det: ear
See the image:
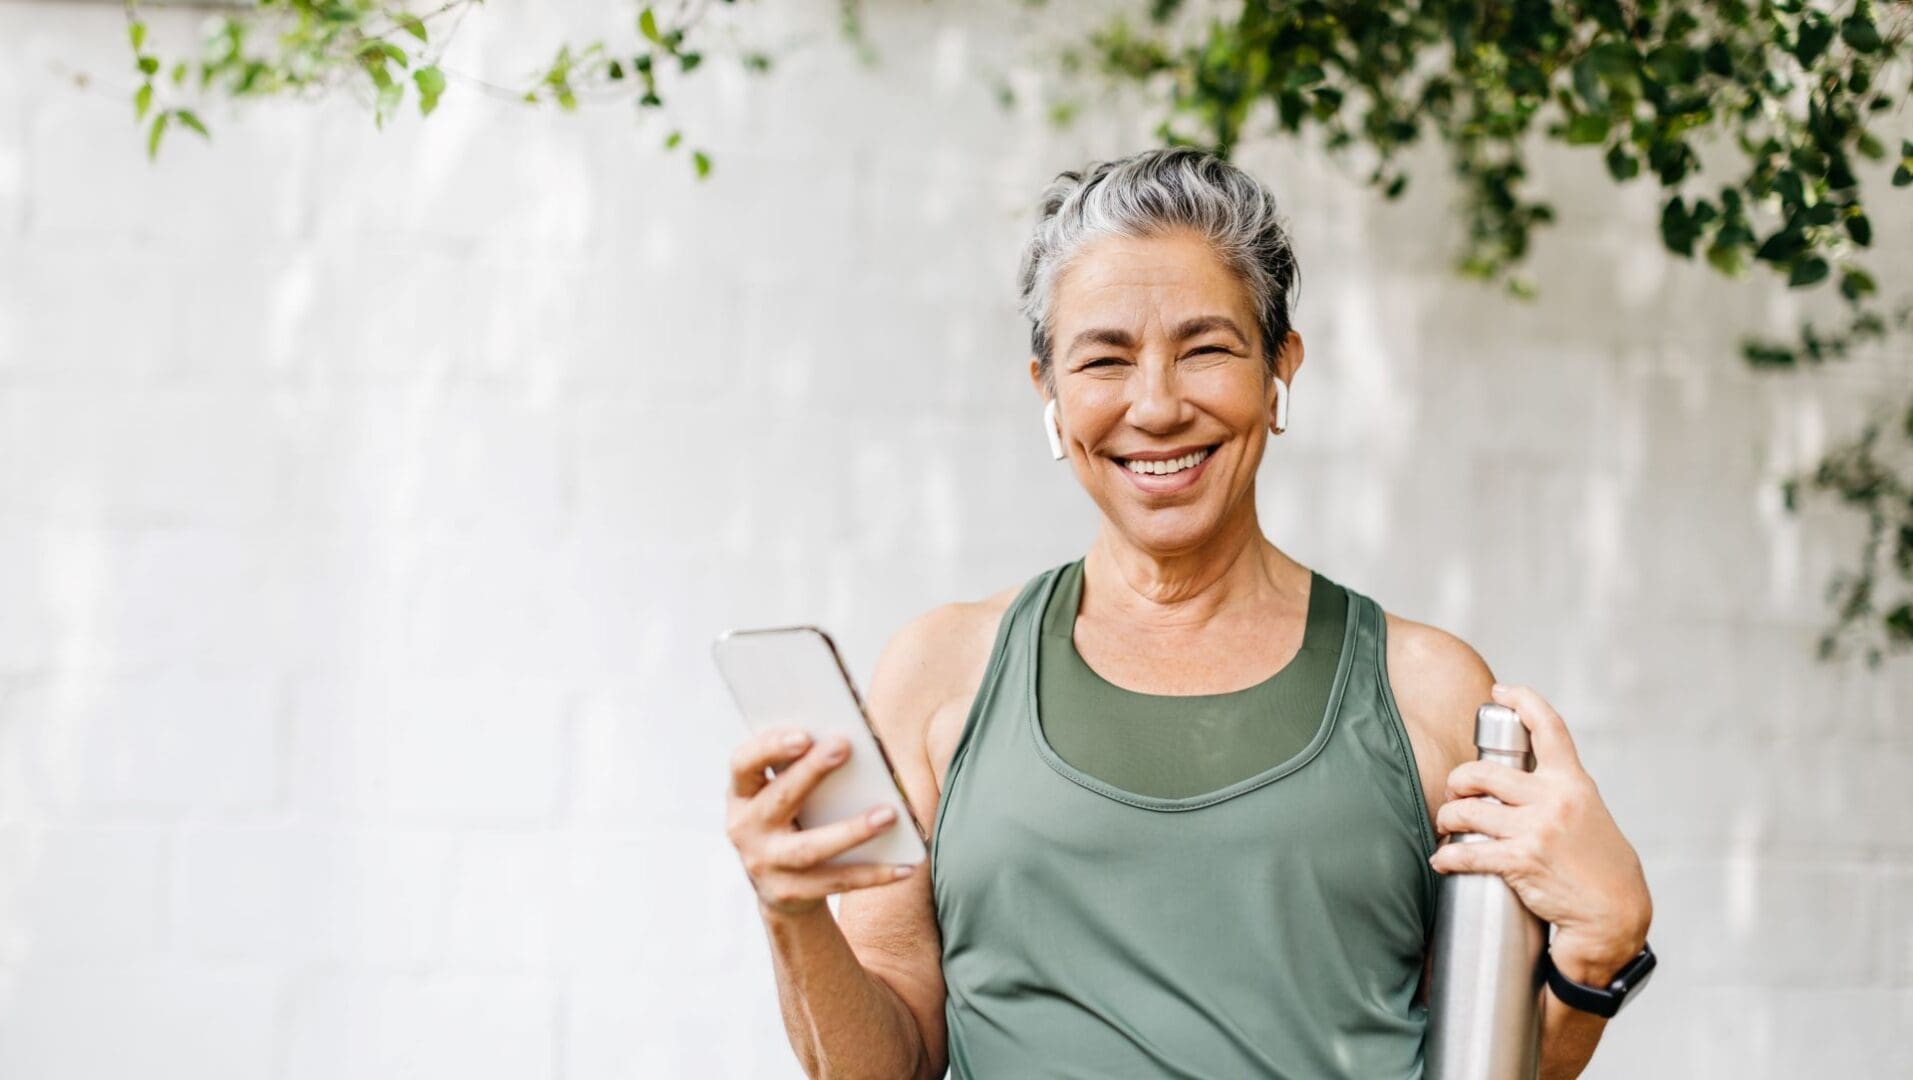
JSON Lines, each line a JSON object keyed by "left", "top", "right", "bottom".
{"left": 1028, "top": 355, "right": 1046, "bottom": 401}
{"left": 1268, "top": 330, "right": 1302, "bottom": 434}
{"left": 1273, "top": 329, "right": 1303, "bottom": 389}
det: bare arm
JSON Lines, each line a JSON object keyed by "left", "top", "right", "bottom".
{"left": 1389, "top": 616, "right": 1652, "bottom": 1080}
{"left": 756, "top": 901, "right": 937, "bottom": 1080}
{"left": 728, "top": 600, "right": 1001, "bottom": 1079}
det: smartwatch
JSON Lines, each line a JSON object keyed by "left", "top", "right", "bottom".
{"left": 1540, "top": 941, "right": 1656, "bottom": 1018}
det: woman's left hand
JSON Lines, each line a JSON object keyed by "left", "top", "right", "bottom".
{"left": 1429, "top": 682, "right": 1653, "bottom": 983}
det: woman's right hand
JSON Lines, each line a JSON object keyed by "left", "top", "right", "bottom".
{"left": 725, "top": 728, "right": 914, "bottom": 917}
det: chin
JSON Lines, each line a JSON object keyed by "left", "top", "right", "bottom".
{"left": 1107, "top": 504, "right": 1226, "bottom": 555}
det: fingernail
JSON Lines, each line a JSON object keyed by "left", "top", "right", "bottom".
{"left": 892, "top": 864, "right": 915, "bottom": 878}
{"left": 784, "top": 732, "right": 810, "bottom": 752}
{"left": 825, "top": 738, "right": 850, "bottom": 762}
{"left": 868, "top": 805, "right": 896, "bottom": 826}
{"left": 1491, "top": 683, "right": 1509, "bottom": 694}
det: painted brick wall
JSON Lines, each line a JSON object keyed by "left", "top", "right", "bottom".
{"left": 1, "top": 1, "right": 1909, "bottom": 1077}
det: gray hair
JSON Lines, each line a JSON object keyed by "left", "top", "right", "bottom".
{"left": 1015, "top": 146, "right": 1301, "bottom": 389}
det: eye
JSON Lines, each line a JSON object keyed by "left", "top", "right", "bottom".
{"left": 1083, "top": 357, "right": 1123, "bottom": 368}
{"left": 1189, "top": 344, "right": 1232, "bottom": 356}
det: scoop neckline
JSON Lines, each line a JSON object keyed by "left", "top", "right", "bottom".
{"left": 1025, "top": 562, "right": 1361, "bottom": 813}
{"left": 1047, "top": 558, "right": 1330, "bottom": 701}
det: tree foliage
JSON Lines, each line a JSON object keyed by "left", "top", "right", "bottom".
{"left": 120, "top": 0, "right": 794, "bottom": 173}
{"left": 1048, "top": 0, "right": 1913, "bottom": 664}
{"left": 114, "top": 0, "right": 1913, "bottom": 662}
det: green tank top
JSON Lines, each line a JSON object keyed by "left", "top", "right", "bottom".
{"left": 1037, "top": 557, "right": 1347, "bottom": 799}
{"left": 931, "top": 559, "right": 1439, "bottom": 1078}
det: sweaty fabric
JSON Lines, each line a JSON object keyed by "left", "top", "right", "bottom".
{"left": 931, "top": 560, "right": 1439, "bottom": 1079}
{"left": 1037, "top": 557, "right": 1347, "bottom": 800}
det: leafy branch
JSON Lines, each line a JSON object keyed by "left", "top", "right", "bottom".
{"left": 1050, "top": 0, "right": 1913, "bottom": 661}
{"left": 119, "top": 0, "right": 793, "bottom": 175}
{"left": 107, "top": 0, "right": 1913, "bottom": 658}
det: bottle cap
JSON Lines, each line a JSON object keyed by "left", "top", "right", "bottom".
{"left": 1474, "top": 703, "right": 1530, "bottom": 755}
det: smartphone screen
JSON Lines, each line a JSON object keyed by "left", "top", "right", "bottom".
{"left": 712, "top": 626, "right": 928, "bottom": 867}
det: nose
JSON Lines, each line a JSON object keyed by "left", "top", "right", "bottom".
{"left": 1126, "top": 359, "right": 1185, "bottom": 433}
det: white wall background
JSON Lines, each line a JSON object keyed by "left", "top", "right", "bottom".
{"left": 1, "top": 0, "right": 1910, "bottom": 1076}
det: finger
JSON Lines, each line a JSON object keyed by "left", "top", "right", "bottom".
{"left": 729, "top": 728, "right": 815, "bottom": 799}
{"left": 755, "top": 734, "right": 853, "bottom": 825}
{"left": 1433, "top": 794, "right": 1525, "bottom": 840}
{"left": 1446, "top": 758, "right": 1545, "bottom": 806}
{"left": 762, "top": 860, "right": 917, "bottom": 909}
{"left": 1429, "top": 836, "right": 1525, "bottom": 877}
{"left": 765, "top": 803, "right": 901, "bottom": 869}
{"left": 1491, "top": 683, "right": 1582, "bottom": 772}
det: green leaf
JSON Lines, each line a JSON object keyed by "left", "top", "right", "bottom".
{"left": 1702, "top": 41, "right": 1732, "bottom": 77}
{"left": 1284, "top": 63, "right": 1325, "bottom": 89}
{"left": 361, "top": 40, "right": 409, "bottom": 68}
{"left": 1571, "top": 55, "right": 1606, "bottom": 111}
{"left": 663, "top": 129, "right": 682, "bottom": 149}
{"left": 397, "top": 14, "right": 428, "bottom": 43}
{"left": 1604, "top": 143, "right": 1639, "bottom": 181}
{"left": 1845, "top": 213, "right": 1872, "bottom": 247}
{"left": 137, "top": 55, "right": 159, "bottom": 76}
{"left": 134, "top": 82, "right": 153, "bottom": 121}
{"left": 1837, "top": 268, "right": 1876, "bottom": 301}
{"left": 639, "top": 8, "right": 662, "bottom": 45}
{"left": 692, "top": 149, "right": 711, "bottom": 178}
{"left": 1705, "top": 242, "right": 1745, "bottom": 276}
{"left": 1565, "top": 113, "right": 1609, "bottom": 145}
{"left": 170, "top": 60, "right": 188, "bottom": 87}
{"left": 1894, "top": 164, "right": 1913, "bottom": 188}
{"left": 1774, "top": 168, "right": 1804, "bottom": 206}
{"left": 1794, "top": 17, "right": 1834, "bottom": 66}
{"left": 1659, "top": 197, "right": 1700, "bottom": 256}
{"left": 375, "top": 79, "right": 403, "bottom": 126}
{"left": 414, "top": 65, "right": 446, "bottom": 116}
{"left": 146, "top": 110, "right": 170, "bottom": 160}
{"left": 678, "top": 51, "right": 702, "bottom": 74}
{"left": 1839, "top": 15, "right": 1882, "bottom": 53}
{"left": 128, "top": 20, "right": 147, "bottom": 52}
{"left": 1885, "top": 602, "right": 1913, "bottom": 643}
{"left": 1755, "top": 228, "right": 1807, "bottom": 263}
{"left": 1787, "top": 257, "right": 1829, "bottom": 288}
{"left": 174, "top": 109, "right": 208, "bottom": 139}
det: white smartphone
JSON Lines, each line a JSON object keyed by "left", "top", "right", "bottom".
{"left": 712, "top": 625, "right": 928, "bottom": 867}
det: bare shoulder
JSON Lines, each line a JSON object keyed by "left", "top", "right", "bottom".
{"left": 1377, "top": 604, "right": 1501, "bottom": 819}
{"left": 863, "top": 581, "right": 1023, "bottom": 835}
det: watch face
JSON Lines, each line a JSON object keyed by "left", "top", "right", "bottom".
{"left": 1613, "top": 948, "right": 1656, "bottom": 1012}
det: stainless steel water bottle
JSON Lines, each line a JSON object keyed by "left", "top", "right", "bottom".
{"left": 1424, "top": 702, "right": 1547, "bottom": 1080}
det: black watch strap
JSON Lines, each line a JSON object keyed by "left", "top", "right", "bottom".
{"left": 1541, "top": 941, "right": 1656, "bottom": 1018}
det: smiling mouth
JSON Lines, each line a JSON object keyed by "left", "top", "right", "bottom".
{"left": 1115, "top": 443, "right": 1220, "bottom": 476}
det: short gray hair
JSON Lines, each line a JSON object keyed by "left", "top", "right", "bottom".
{"left": 1015, "top": 146, "right": 1301, "bottom": 388}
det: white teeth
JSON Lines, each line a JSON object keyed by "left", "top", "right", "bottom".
{"left": 1123, "top": 447, "right": 1211, "bottom": 476}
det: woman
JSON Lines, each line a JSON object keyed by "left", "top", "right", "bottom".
{"left": 724, "top": 147, "right": 1653, "bottom": 1078}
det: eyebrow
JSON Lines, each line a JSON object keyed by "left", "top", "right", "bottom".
{"left": 1065, "top": 315, "right": 1248, "bottom": 357}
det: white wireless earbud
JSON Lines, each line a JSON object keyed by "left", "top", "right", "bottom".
{"left": 1271, "top": 375, "right": 1289, "bottom": 433}
{"left": 1043, "top": 398, "right": 1066, "bottom": 460}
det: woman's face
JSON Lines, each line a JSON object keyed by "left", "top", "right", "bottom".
{"left": 1031, "top": 228, "right": 1300, "bottom": 555}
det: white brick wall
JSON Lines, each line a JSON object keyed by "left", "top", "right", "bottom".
{"left": 1, "top": 0, "right": 1909, "bottom": 1077}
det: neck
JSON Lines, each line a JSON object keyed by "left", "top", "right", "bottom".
{"left": 1082, "top": 492, "right": 1306, "bottom": 631}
